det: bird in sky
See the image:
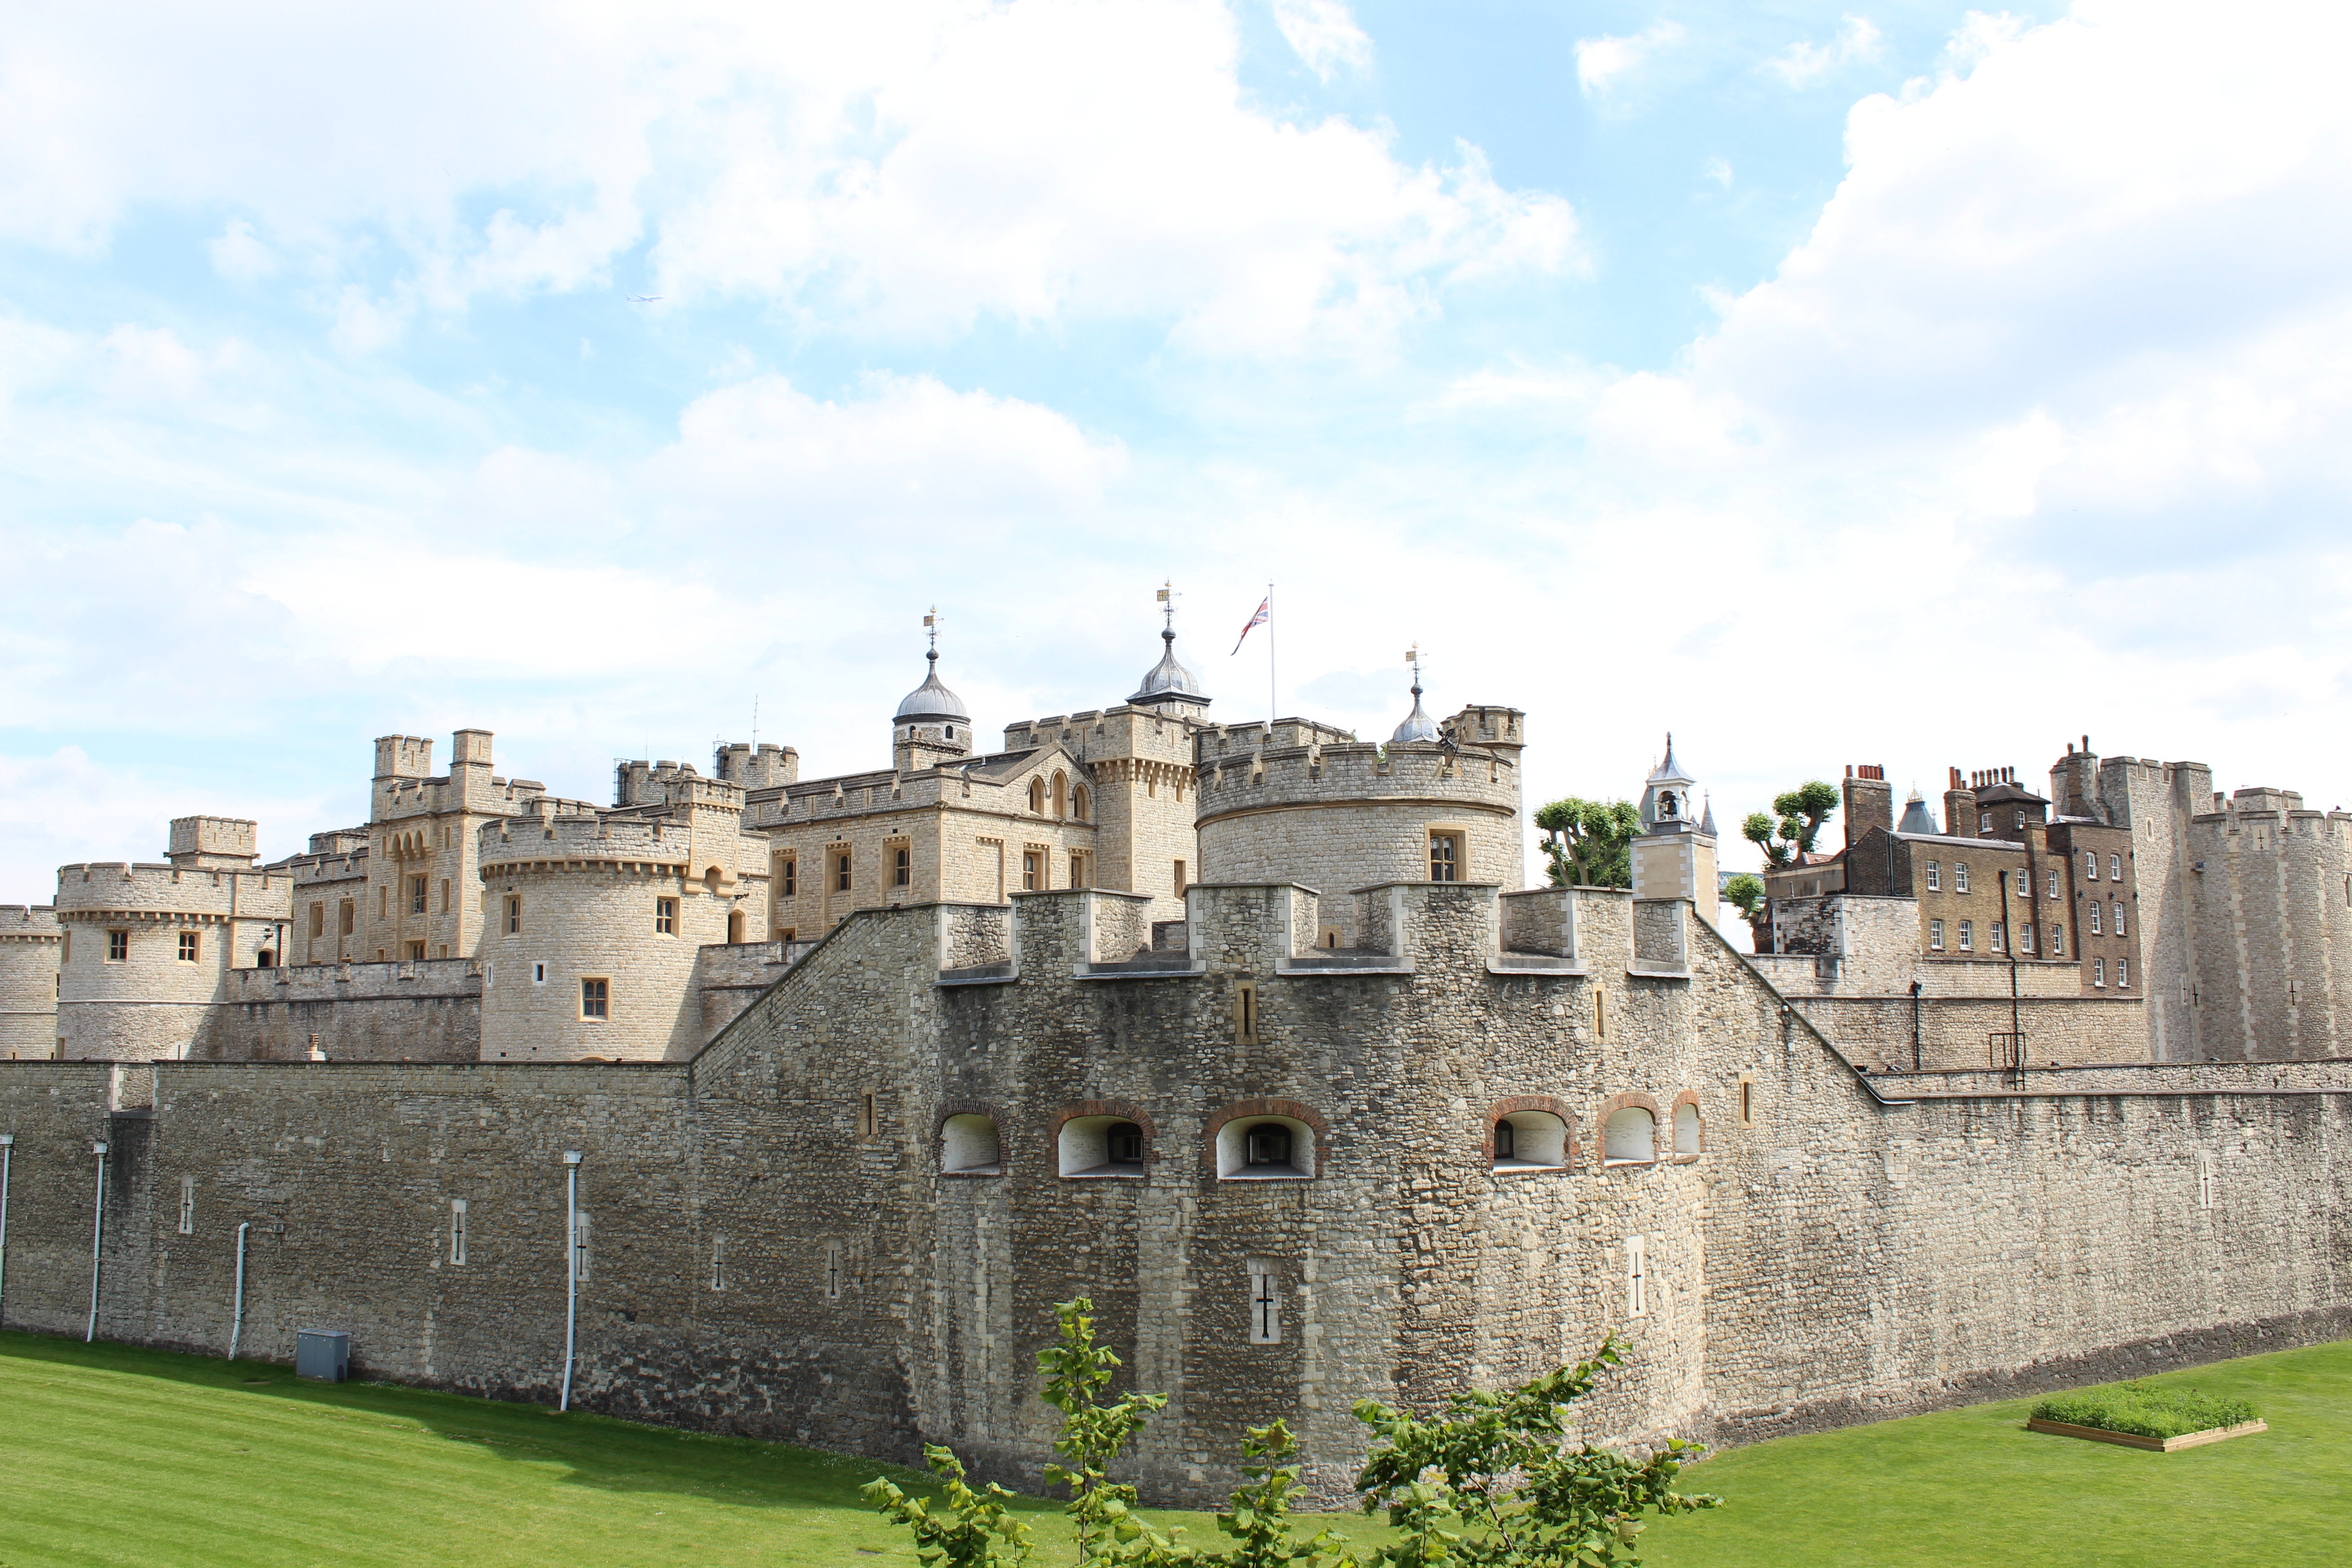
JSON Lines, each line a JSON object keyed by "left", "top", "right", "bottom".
{"left": 627, "top": 294, "right": 662, "bottom": 303}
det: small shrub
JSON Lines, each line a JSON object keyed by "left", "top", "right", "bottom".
{"left": 2030, "top": 1382, "right": 2259, "bottom": 1441}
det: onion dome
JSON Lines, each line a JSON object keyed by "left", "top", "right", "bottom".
{"left": 1131, "top": 627, "right": 1209, "bottom": 709}
{"left": 1392, "top": 673, "right": 1439, "bottom": 743}
{"left": 895, "top": 649, "right": 969, "bottom": 723}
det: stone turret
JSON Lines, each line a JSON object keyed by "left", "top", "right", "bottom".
{"left": 893, "top": 632, "right": 974, "bottom": 774}
{"left": 0, "top": 903, "right": 60, "bottom": 1059}
{"left": 1631, "top": 734, "right": 1716, "bottom": 906}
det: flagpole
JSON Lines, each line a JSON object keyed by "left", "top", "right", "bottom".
{"left": 1267, "top": 581, "right": 1275, "bottom": 730}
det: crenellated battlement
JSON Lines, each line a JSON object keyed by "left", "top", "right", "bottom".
{"left": 0, "top": 904, "right": 60, "bottom": 936}
{"left": 168, "top": 816, "right": 258, "bottom": 867}
{"left": 54, "top": 862, "right": 291, "bottom": 917}
{"left": 479, "top": 815, "right": 707, "bottom": 869}
{"left": 1194, "top": 738, "right": 1519, "bottom": 823}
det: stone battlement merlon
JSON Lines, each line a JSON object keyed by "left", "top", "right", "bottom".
{"left": 478, "top": 814, "right": 713, "bottom": 869}
{"left": 1193, "top": 740, "right": 1519, "bottom": 821}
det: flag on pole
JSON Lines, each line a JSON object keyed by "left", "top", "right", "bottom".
{"left": 1231, "top": 596, "right": 1269, "bottom": 655}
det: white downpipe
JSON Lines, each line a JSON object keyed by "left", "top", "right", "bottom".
{"left": 560, "top": 1150, "right": 582, "bottom": 1412}
{"left": 0, "top": 1134, "right": 14, "bottom": 1328}
{"left": 229, "top": 1222, "right": 251, "bottom": 1361}
{"left": 86, "top": 1141, "right": 109, "bottom": 1343}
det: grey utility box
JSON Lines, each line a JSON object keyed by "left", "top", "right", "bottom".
{"left": 295, "top": 1329, "right": 350, "bottom": 1382}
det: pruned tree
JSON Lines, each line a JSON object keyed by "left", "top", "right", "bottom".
{"left": 1741, "top": 781, "right": 1838, "bottom": 867}
{"left": 1721, "top": 872, "right": 1769, "bottom": 952}
{"left": 1533, "top": 798, "right": 1641, "bottom": 889}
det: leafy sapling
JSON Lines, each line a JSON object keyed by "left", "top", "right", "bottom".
{"left": 862, "top": 1444, "right": 1035, "bottom": 1568}
{"left": 1039, "top": 1297, "right": 1184, "bottom": 1564}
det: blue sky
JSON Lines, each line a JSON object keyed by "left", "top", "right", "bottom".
{"left": 4, "top": 0, "right": 2348, "bottom": 900}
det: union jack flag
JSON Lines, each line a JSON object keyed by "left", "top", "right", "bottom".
{"left": 1231, "top": 597, "right": 1269, "bottom": 655}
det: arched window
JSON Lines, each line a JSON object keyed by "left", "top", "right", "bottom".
{"left": 727, "top": 910, "right": 745, "bottom": 944}
{"left": 941, "top": 1114, "right": 1002, "bottom": 1174}
{"left": 1673, "top": 1101, "right": 1701, "bottom": 1158}
{"left": 1604, "top": 1106, "right": 1656, "bottom": 1165}
{"left": 1030, "top": 779, "right": 1046, "bottom": 813}
{"left": 1073, "top": 784, "right": 1091, "bottom": 821}
{"left": 1059, "top": 1113, "right": 1148, "bottom": 1178}
{"left": 1053, "top": 772, "right": 1068, "bottom": 818}
{"left": 1215, "top": 1115, "right": 1315, "bottom": 1180}
{"left": 1491, "top": 1110, "right": 1569, "bottom": 1171}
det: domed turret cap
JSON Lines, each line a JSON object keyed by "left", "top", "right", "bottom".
{"left": 1132, "top": 629, "right": 1208, "bottom": 706}
{"left": 1392, "top": 679, "right": 1439, "bottom": 743}
{"left": 896, "top": 649, "right": 970, "bottom": 722}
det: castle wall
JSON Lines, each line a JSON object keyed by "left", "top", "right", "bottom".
{"left": 0, "top": 904, "right": 60, "bottom": 1059}
{"left": 2177, "top": 799, "right": 2352, "bottom": 1062}
{"left": 10, "top": 880, "right": 2351, "bottom": 1509}
{"left": 186, "top": 959, "right": 483, "bottom": 1062}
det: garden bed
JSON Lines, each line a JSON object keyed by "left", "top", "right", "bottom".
{"left": 2027, "top": 1382, "right": 2265, "bottom": 1452}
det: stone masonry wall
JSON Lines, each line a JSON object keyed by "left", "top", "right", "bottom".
{"left": 187, "top": 959, "right": 483, "bottom": 1062}
{"left": 1, "top": 904, "right": 60, "bottom": 1058}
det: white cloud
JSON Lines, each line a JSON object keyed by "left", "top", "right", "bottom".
{"left": 1702, "top": 157, "right": 1733, "bottom": 188}
{"left": 1767, "top": 15, "right": 1885, "bottom": 88}
{"left": 1269, "top": 0, "right": 1373, "bottom": 81}
{"left": 0, "top": 2, "right": 1566, "bottom": 358}
{"left": 1574, "top": 20, "right": 1686, "bottom": 96}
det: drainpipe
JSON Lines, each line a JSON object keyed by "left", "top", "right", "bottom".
{"left": 560, "top": 1150, "right": 582, "bottom": 1412}
{"left": 229, "top": 1221, "right": 251, "bottom": 1361}
{"left": 0, "top": 1134, "right": 13, "bottom": 1328}
{"left": 86, "top": 1141, "right": 109, "bottom": 1343}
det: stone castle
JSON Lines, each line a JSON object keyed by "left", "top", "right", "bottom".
{"left": 1, "top": 606, "right": 2347, "bottom": 1508}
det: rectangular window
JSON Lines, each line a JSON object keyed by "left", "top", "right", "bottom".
{"left": 826, "top": 1240, "right": 842, "bottom": 1300}
{"left": 1626, "top": 1234, "right": 1646, "bottom": 1317}
{"left": 1068, "top": 850, "right": 1085, "bottom": 889}
{"left": 896, "top": 846, "right": 912, "bottom": 887}
{"left": 1174, "top": 859, "right": 1187, "bottom": 895}
{"left": 1595, "top": 984, "right": 1608, "bottom": 1040}
{"left": 655, "top": 897, "right": 677, "bottom": 936}
{"left": 379, "top": 886, "right": 388, "bottom": 919}
{"left": 61, "top": 931, "right": 69, "bottom": 964}
{"left": 710, "top": 1235, "right": 725, "bottom": 1292}
{"left": 1954, "top": 863, "right": 1970, "bottom": 893}
{"left": 2050, "top": 924, "right": 2064, "bottom": 956}
{"left": 411, "top": 875, "right": 428, "bottom": 914}
{"left": 309, "top": 903, "right": 325, "bottom": 938}
{"left": 108, "top": 929, "right": 128, "bottom": 962}
{"left": 2113, "top": 901, "right": 2127, "bottom": 936}
{"left": 2198, "top": 1156, "right": 2214, "bottom": 1210}
{"left": 2117, "top": 956, "right": 2130, "bottom": 988}
{"left": 407, "top": 941, "right": 426, "bottom": 962}
{"left": 2089, "top": 902, "right": 2102, "bottom": 935}
{"left": 1958, "top": 920, "right": 1973, "bottom": 951}
{"left": 450, "top": 1199, "right": 468, "bottom": 1265}
{"left": 1924, "top": 861, "right": 1940, "bottom": 891}
{"left": 2020, "top": 923, "right": 2035, "bottom": 954}
{"left": 859, "top": 1091, "right": 877, "bottom": 1138}
{"left": 1429, "top": 832, "right": 1461, "bottom": 882}
{"left": 2084, "top": 851, "right": 2098, "bottom": 881}
{"left": 1978, "top": 810, "right": 1991, "bottom": 835}
{"left": 1738, "top": 1073, "right": 1754, "bottom": 1127}
{"left": 1989, "top": 922, "right": 2004, "bottom": 953}
{"left": 178, "top": 1176, "right": 195, "bottom": 1235}
{"left": 2015, "top": 869, "right": 2029, "bottom": 897}
{"left": 835, "top": 853, "right": 852, "bottom": 893}
{"left": 1930, "top": 919, "right": 1944, "bottom": 951}
{"left": 571, "top": 1211, "right": 591, "bottom": 1284}
{"left": 1247, "top": 1258, "right": 1281, "bottom": 1344}
{"left": 532, "top": 961, "right": 547, "bottom": 984}
{"left": 780, "top": 856, "right": 797, "bottom": 897}
{"left": 177, "top": 931, "right": 199, "bottom": 963}
{"left": 2110, "top": 853, "right": 2122, "bottom": 881}
{"left": 1235, "top": 981, "right": 1260, "bottom": 1044}
{"left": 340, "top": 900, "right": 355, "bottom": 936}
{"left": 1023, "top": 852, "right": 1040, "bottom": 891}
{"left": 506, "top": 895, "right": 522, "bottom": 935}
{"left": 581, "top": 977, "right": 609, "bottom": 1019}
{"left": 2094, "top": 957, "right": 2106, "bottom": 987}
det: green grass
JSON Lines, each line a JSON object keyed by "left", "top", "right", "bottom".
{"left": 4, "top": 1331, "right": 2347, "bottom": 1567}
{"left": 2029, "top": 1381, "right": 2260, "bottom": 1440}
{"left": 1642, "top": 1341, "right": 2352, "bottom": 1568}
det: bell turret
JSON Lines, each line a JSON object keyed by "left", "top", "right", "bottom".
{"left": 893, "top": 611, "right": 973, "bottom": 772}
{"left": 1632, "top": 733, "right": 1717, "bottom": 906}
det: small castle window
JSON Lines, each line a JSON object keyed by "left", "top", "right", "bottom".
{"left": 450, "top": 1199, "right": 467, "bottom": 1265}
{"left": 1930, "top": 919, "right": 1944, "bottom": 951}
{"left": 835, "top": 853, "right": 852, "bottom": 892}
{"left": 1053, "top": 773, "right": 1068, "bottom": 818}
{"left": 780, "top": 856, "right": 796, "bottom": 897}
{"left": 407, "top": 941, "right": 426, "bottom": 963}
{"left": 1073, "top": 785, "right": 1090, "bottom": 821}
{"left": 946, "top": 725, "right": 955, "bottom": 739}
{"left": 177, "top": 931, "right": 199, "bottom": 963}
{"left": 440, "top": 877, "right": 451, "bottom": 913}
{"left": 1216, "top": 1115, "right": 1314, "bottom": 1179}
{"left": 655, "top": 897, "right": 677, "bottom": 935}
{"left": 1954, "top": 863, "right": 1969, "bottom": 893}
{"left": 895, "top": 846, "right": 911, "bottom": 887}
{"left": 1174, "top": 860, "right": 1186, "bottom": 894}
{"left": 1058, "top": 1115, "right": 1147, "bottom": 1178}
{"left": 1626, "top": 1235, "right": 1646, "bottom": 1316}
{"left": 728, "top": 910, "right": 745, "bottom": 943}
{"left": 340, "top": 901, "right": 355, "bottom": 936}
{"left": 1491, "top": 1111, "right": 1568, "bottom": 1172}
{"left": 1247, "top": 1258, "right": 1281, "bottom": 1345}
{"left": 1429, "top": 832, "right": 1461, "bottom": 882}
{"left": 506, "top": 895, "right": 522, "bottom": 935}
{"left": 1603, "top": 1107, "right": 1655, "bottom": 1165}
{"left": 411, "top": 875, "right": 428, "bottom": 914}
{"left": 1738, "top": 1074, "right": 1754, "bottom": 1126}
{"left": 581, "top": 977, "right": 609, "bottom": 1019}
{"left": 1023, "top": 852, "right": 1041, "bottom": 891}
{"left": 2198, "top": 1155, "right": 2214, "bottom": 1210}
{"left": 1673, "top": 1101, "right": 1701, "bottom": 1158}
{"left": 941, "top": 1113, "right": 1002, "bottom": 1175}
{"left": 532, "top": 961, "right": 547, "bottom": 984}
{"left": 1925, "top": 861, "right": 1940, "bottom": 891}
{"left": 108, "top": 929, "right": 128, "bottom": 962}
{"left": 309, "top": 904, "right": 324, "bottom": 939}
{"left": 826, "top": 1241, "right": 842, "bottom": 1300}
{"left": 178, "top": 1176, "right": 195, "bottom": 1235}
{"left": 1234, "top": 981, "right": 1259, "bottom": 1043}
{"left": 1030, "top": 779, "right": 1046, "bottom": 813}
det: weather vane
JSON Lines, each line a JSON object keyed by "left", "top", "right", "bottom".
{"left": 1156, "top": 580, "right": 1179, "bottom": 633}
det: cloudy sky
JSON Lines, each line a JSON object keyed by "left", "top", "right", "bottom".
{"left": 5, "top": 0, "right": 2350, "bottom": 902}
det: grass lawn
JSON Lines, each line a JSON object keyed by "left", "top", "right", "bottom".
{"left": 3, "top": 1330, "right": 2346, "bottom": 1568}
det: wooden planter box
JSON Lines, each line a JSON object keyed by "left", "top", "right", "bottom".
{"left": 2026, "top": 1417, "right": 2268, "bottom": 1452}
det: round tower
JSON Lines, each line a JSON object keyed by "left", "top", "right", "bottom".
{"left": 477, "top": 789, "right": 758, "bottom": 1062}
{"left": 1193, "top": 660, "right": 1526, "bottom": 948}
{"left": 0, "top": 903, "right": 61, "bottom": 1059}
{"left": 53, "top": 817, "right": 290, "bottom": 1060}
{"left": 893, "top": 614, "right": 973, "bottom": 773}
